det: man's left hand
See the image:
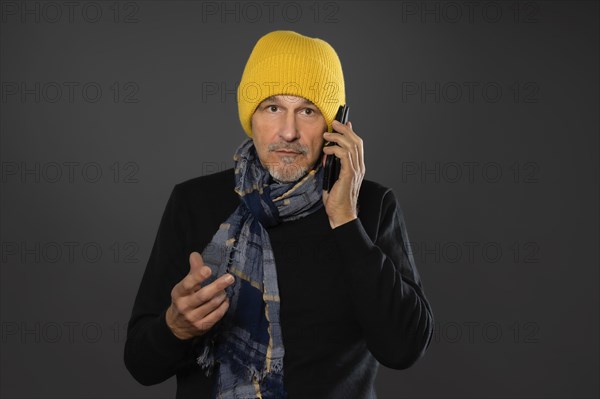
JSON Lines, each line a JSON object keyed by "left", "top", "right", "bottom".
{"left": 322, "top": 120, "right": 365, "bottom": 229}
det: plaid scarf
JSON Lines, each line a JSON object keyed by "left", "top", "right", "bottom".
{"left": 196, "top": 138, "right": 324, "bottom": 399}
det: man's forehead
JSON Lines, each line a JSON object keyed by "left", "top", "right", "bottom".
{"left": 260, "top": 95, "right": 314, "bottom": 105}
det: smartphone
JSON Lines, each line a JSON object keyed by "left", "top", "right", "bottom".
{"left": 323, "top": 104, "right": 350, "bottom": 192}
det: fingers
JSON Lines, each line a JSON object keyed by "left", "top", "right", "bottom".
{"left": 325, "top": 120, "right": 365, "bottom": 175}
{"left": 183, "top": 252, "right": 213, "bottom": 292}
{"left": 168, "top": 252, "right": 236, "bottom": 339}
{"left": 167, "top": 288, "right": 231, "bottom": 339}
{"left": 173, "top": 252, "right": 223, "bottom": 298}
{"left": 186, "top": 289, "right": 230, "bottom": 325}
{"left": 176, "top": 274, "right": 234, "bottom": 329}
{"left": 323, "top": 144, "right": 356, "bottom": 175}
{"left": 331, "top": 119, "right": 355, "bottom": 139}
{"left": 189, "top": 251, "right": 204, "bottom": 272}
{"left": 171, "top": 269, "right": 234, "bottom": 316}
{"left": 345, "top": 121, "right": 365, "bottom": 173}
{"left": 193, "top": 298, "right": 230, "bottom": 332}
{"left": 188, "top": 273, "right": 235, "bottom": 309}
{"left": 323, "top": 138, "right": 358, "bottom": 176}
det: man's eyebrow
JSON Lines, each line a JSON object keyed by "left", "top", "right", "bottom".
{"left": 299, "top": 98, "right": 316, "bottom": 106}
{"left": 262, "top": 96, "right": 277, "bottom": 103}
{"left": 260, "top": 96, "right": 315, "bottom": 106}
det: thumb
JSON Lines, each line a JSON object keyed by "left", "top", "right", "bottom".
{"left": 189, "top": 251, "right": 211, "bottom": 280}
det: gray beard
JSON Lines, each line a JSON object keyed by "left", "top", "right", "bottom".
{"left": 263, "top": 152, "right": 324, "bottom": 184}
{"left": 267, "top": 163, "right": 309, "bottom": 183}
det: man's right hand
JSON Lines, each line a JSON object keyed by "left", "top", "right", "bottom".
{"left": 166, "top": 251, "right": 235, "bottom": 340}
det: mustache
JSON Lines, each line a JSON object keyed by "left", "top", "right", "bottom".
{"left": 268, "top": 143, "right": 308, "bottom": 154}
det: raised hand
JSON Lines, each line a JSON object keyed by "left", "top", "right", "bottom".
{"left": 165, "top": 252, "right": 234, "bottom": 340}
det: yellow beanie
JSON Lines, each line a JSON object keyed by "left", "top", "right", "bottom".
{"left": 237, "top": 30, "right": 346, "bottom": 138}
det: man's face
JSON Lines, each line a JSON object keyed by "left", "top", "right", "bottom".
{"left": 251, "top": 95, "right": 327, "bottom": 183}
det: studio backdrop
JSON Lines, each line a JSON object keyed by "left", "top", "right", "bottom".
{"left": 1, "top": 1, "right": 598, "bottom": 398}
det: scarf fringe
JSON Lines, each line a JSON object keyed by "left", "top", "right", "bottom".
{"left": 196, "top": 341, "right": 284, "bottom": 382}
{"left": 270, "top": 357, "right": 283, "bottom": 374}
{"left": 196, "top": 342, "right": 216, "bottom": 377}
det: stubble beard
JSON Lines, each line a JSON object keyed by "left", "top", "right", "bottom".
{"left": 266, "top": 156, "right": 309, "bottom": 183}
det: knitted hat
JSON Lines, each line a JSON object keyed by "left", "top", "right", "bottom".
{"left": 237, "top": 30, "right": 346, "bottom": 137}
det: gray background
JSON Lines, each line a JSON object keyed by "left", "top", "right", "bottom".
{"left": 1, "top": 0, "right": 598, "bottom": 398}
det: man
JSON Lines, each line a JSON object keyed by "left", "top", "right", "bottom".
{"left": 124, "top": 30, "right": 434, "bottom": 399}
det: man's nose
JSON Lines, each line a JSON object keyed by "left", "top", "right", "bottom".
{"left": 278, "top": 112, "right": 301, "bottom": 141}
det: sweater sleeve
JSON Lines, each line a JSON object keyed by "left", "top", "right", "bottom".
{"left": 331, "top": 188, "right": 434, "bottom": 369}
{"left": 123, "top": 185, "right": 198, "bottom": 385}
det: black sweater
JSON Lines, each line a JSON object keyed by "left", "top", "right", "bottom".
{"left": 124, "top": 168, "right": 434, "bottom": 399}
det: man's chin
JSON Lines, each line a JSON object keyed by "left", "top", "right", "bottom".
{"left": 268, "top": 165, "right": 309, "bottom": 183}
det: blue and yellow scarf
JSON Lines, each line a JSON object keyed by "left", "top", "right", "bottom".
{"left": 197, "top": 138, "right": 324, "bottom": 398}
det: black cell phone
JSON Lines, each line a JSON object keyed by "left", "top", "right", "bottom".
{"left": 323, "top": 104, "right": 350, "bottom": 192}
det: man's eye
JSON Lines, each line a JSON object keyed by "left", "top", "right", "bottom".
{"left": 304, "top": 108, "right": 314, "bottom": 115}
{"left": 267, "top": 105, "right": 278, "bottom": 112}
